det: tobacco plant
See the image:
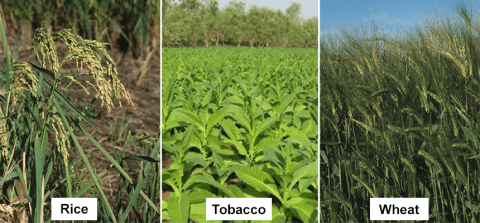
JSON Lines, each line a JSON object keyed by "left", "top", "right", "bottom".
{"left": 162, "top": 48, "right": 318, "bottom": 223}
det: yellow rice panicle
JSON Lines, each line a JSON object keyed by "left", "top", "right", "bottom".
{"left": 32, "top": 28, "right": 60, "bottom": 77}
{"left": 0, "top": 107, "right": 8, "bottom": 158}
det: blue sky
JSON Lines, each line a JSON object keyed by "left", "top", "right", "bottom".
{"left": 217, "top": 0, "right": 319, "bottom": 20}
{"left": 321, "top": 0, "right": 465, "bottom": 34}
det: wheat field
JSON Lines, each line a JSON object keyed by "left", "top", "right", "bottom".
{"left": 321, "top": 4, "right": 480, "bottom": 222}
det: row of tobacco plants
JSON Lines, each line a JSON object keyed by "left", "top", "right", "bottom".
{"left": 162, "top": 48, "right": 318, "bottom": 223}
{"left": 0, "top": 10, "right": 159, "bottom": 223}
{"left": 321, "top": 5, "right": 480, "bottom": 223}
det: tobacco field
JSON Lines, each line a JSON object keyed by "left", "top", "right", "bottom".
{"left": 321, "top": 6, "right": 480, "bottom": 222}
{"left": 162, "top": 48, "right": 318, "bottom": 223}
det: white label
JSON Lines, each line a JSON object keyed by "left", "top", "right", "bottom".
{"left": 206, "top": 198, "right": 272, "bottom": 220}
{"left": 370, "top": 198, "right": 429, "bottom": 220}
{"left": 51, "top": 198, "right": 97, "bottom": 220}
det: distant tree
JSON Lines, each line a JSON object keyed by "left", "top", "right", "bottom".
{"left": 303, "top": 17, "right": 318, "bottom": 47}
{"left": 286, "top": 2, "right": 302, "bottom": 24}
{"left": 201, "top": 0, "right": 220, "bottom": 47}
{"left": 181, "top": 0, "right": 204, "bottom": 47}
{"left": 224, "top": 0, "right": 246, "bottom": 46}
{"left": 246, "top": 5, "right": 261, "bottom": 47}
{"left": 290, "top": 23, "right": 304, "bottom": 47}
{"left": 162, "top": 0, "right": 171, "bottom": 27}
{"left": 212, "top": 9, "right": 227, "bottom": 46}
{"left": 162, "top": 0, "right": 318, "bottom": 48}
{"left": 275, "top": 10, "right": 291, "bottom": 47}
{"left": 163, "top": 3, "right": 189, "bottom": 46}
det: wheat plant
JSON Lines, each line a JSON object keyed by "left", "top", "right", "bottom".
{"left": 321, "top": 4, "right": 480, "bottom": 222}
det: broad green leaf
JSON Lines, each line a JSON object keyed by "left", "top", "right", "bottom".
{"left": 162, "top": 199, "right": 168, "bottom": 210}
{"left": 255, "top": 137, "right": 282, "bottom": 153}
{"left": 227, "top": 184, "right": 245, "bottom": 198}
{"left": 276, "top": 94, "right": 296, "bottom": 115}
{"left": 223, "top": 96, "right": 244, "bottom": 106}
{"left": 223, "top": 138, "right": 247, "bottom": 155}
{"left": 188, "top": 185, "right": 217, "bottom": 203}
{"left": 209, "top": 143, "right": 237, "bottom": 156}
{"left": 221, "top": 119, "right": 240, "bottom": 141}
{"left": 184, "top": 152, "right": 208, "bottom": 168}
{"left": 271, "top": 215, "right": 286, "bottom": 223}
{"left": 271, "top": 205, "right": 283, "bottom": 221}
{"left": 207, "top": 106, "right": 231, "bottom": 132}
{"left": 211, "top": 150, "right": 225, "bottom": 169}
{"left": 187, "top": 173, "right": 235, "bottom": 198}
{"left": 298, "top": 177, "right": 318, "bottom": 194}
{"left": 284, "top": 126, "right": 312, "bottom": 147}
{"left": 162, "top": 141, "right": 176, "bottom": 154}
{"left": 228, "top": 105, "right": 252, "bottom": 133}
{"left": 176, "top": 108, "right": 204, "bottom": 130}
{"left": 164, "top": 110, "right": 183, "bottom": 131}
{"left": 167, "top": 192, "right": 190, "bottom": 223}
{"left": 262, "top": 147, "right": 282, "bottom": 167}
{"left": 286, "top": 197, "right": 318, "bottom": 223}
{"left": 248, "top": 86, "right": 260, "bottom": 97}
{"left": 301, "top": 119, "right": 317, "bottom": 137}
{"left": 190, "top": 202, "right": 222, "bottom": 223}
{"left": 209, "top": 136, "right": 236, "bottom": 155}
{"left": 162, "top": 209, "right": 170, "bottom": 220}
{"left": 234, "top": 166, "right": 281, "bottom": 200}
{"left": 199, "top": 108, "right": 209, "bottom": 129}
{"left": 254, "top": 116, "right": 278, "bottom": 138}
{"left": 202, "top": 89, "right": 213, "bottom": 107}
{"left": 234, "top": 77, "right": 248, "bottom": 95}
{"left": 289, "top": 161, "right": 318, "bottom": 191}
{"left": 188, "top": 133, "right": 202, "bottom": 150}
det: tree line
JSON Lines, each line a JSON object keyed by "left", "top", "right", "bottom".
{"left": 162, "top": 0, "right": 318, "bottom": 48}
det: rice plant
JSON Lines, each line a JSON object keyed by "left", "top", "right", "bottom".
{"left": 321, "top": 4, "right": 480, "bottom": 222}
{"left": 0, "top": 10, "right": 159, "bottom": 222}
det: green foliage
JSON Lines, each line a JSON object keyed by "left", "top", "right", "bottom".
{"left": 162, "top": 1, "right": 318, "bottom": 48}
{"left": 2, "top": 0, "right": 160, "bottom": 56}
{"left": 162, "top": 47, "right": 318, "bottom": 223}
{"left": 0, "top": 25, "right": 159, "bottom": 222}
{"left": 321, "top": 4, "right": 480, "bottom": 222}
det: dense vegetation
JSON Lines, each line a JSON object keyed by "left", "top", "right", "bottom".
{"left": 162, "top": 48, "right": 318, "bottom": 222}
{"left": 2, "top": 0, "right": 159, "bottom": 58}
{"left": 162, "top": 0, "right": 318, "bottom": 48}
{"left": 321, "top": 5, "right": 480, "bottom": 222}
{"left": 0, "top": 2, "right": 160, "bottom": 222}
